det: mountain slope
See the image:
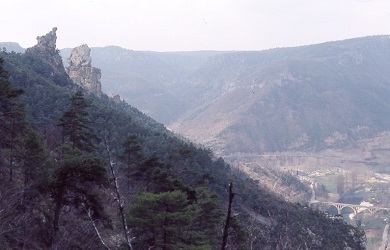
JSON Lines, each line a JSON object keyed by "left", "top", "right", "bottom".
{"left": 169, "top": 36, "right": 390, "bottom": 154}
{"left": 0, "top": 33, "right": 366, "bottom": 249}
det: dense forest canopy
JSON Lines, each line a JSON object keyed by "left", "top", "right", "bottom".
{"left": 0, "top": 46, "right": 366, "bottom": 249}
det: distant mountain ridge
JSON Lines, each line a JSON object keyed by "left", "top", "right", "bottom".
{"left": 171, "top": 36, "right": 390, "bottom": 154}
{"left": 0, "top": 42, "right": 25, "bottom": 53}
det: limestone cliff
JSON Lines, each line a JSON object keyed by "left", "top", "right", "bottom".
{"left": 65, "top": 44, "right": 102, "bottom": 95}
{"left": 25, "top": 27, "right": 65, "bottom": 73}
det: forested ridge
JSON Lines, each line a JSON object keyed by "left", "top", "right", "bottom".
{"left": 0, "top": 48, "right": 366, "bottom": 249}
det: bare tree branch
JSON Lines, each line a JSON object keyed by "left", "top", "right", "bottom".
{"left": 86, "top": 207, "right": 111, "bottom": 250}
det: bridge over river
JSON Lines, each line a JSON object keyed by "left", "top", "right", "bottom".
{"left": 310, "top": 201, "right": 390, "bottom": 215}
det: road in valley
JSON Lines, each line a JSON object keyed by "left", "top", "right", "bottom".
{"left": 380, "top": 224, "right": 389, "bottom": 250}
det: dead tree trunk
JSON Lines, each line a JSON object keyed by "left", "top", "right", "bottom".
{"left": 221, "top": 182, "right": 235, "bottom": 250}
{"left": 104, "top": 136, "right": 133, "bottom": 250}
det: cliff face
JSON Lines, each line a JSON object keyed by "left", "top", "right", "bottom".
{"left": 65, "top": 44, "right": 102, "bottom": 95}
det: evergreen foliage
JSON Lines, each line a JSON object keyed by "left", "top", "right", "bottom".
{"left": 128, "top": 190, "right": 212, "bottom": 249}
{"left": 46, "top": 150, "right": 108, "bottom": 232}
{"left": 0, "top": 57, "right": 25, "bottom": 146}
{"left": 0, "top": 57, "right": 26, "bottom": 181}
{"left": 58, "top": 90, "right": 96, "bottom": 152}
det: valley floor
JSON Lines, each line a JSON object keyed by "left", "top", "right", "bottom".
{"left": 223, "top": 132, "right": 390, "bottom": 250}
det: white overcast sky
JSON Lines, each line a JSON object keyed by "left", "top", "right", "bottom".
{"left": 2, "top": 0, "right": 390, "bottom": 51}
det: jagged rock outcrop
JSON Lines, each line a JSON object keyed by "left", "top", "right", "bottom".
{"left": 108, "top": 93, "right": 122, "bottom": 103}
{"left": 25, "top": 27, "right": 65, "bottom": 73}
{"left": 65, "top": 44, "right": 102, "bottom": 95}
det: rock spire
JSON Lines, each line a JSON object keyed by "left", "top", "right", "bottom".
{"left": 25, "top": 27, "right": 65, "bottom": 73}
{"left": 65, "top": 44, "right": 102, "bottom": 95}
{"left": 36, "top": 27, "right": 57, "bottom": 50}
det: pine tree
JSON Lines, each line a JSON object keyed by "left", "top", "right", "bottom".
{"left": 128, "top": 190, "right": 210, "bottom": 249}
{"left": 0, "top": 57, "right": 26, "bottom": 181}
{"left": 19, "top": 128, "right": 49, "bottom": 205}
{"left": 58, "top": 91, "right": 95, "bottom": 152}
{"left": 45, "top": 151, "right": 108, "bottom": 246}
{"left": 120, "top": 134, "right": 144, "bottom": 191}
{"left": 48, "top": 91, "right": 108, "bottom": 246}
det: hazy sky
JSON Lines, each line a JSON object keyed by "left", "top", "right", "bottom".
{"left": 2, "top": 0, "right": 390, "bottom": 51}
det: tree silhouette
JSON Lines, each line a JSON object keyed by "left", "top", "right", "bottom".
{"left": 0, "top": 57, "right": 26, "bottom": 181}
{"left": 58, "top": 91, "right": 95, "bottom": 152}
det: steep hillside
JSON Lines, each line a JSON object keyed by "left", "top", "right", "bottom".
{"left": 0, "top": 30, "right": 366, "bottom": 249}
{"left": 170, "top": 36, "right": 390, "bottom": 154}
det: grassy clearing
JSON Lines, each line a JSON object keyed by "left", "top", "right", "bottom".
{"left": 315, "top": 174, "right": 340, "bottom": 193}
